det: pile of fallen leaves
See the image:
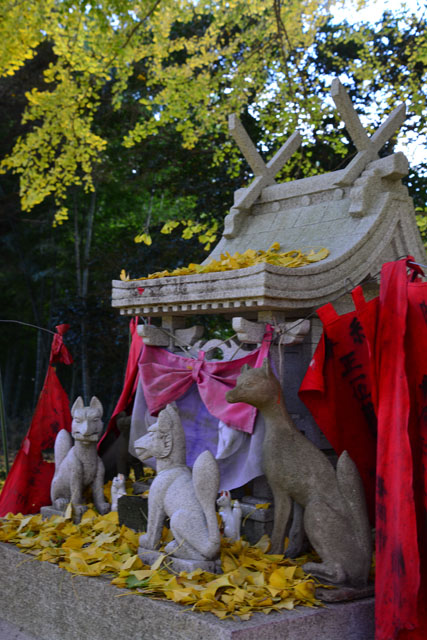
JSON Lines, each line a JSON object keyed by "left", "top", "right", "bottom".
{"left": 0, "top": 508, "right": 322, "bottom": 620}
{"left": 120, "top": 243, "right": 329, "bottom": 281}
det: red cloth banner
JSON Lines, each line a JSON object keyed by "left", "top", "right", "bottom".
{"left": 98, "top": 317, "right": 143, "bottom": 452}
{"left": 353, "top": 259, "right": 427, "bottom": 640}
{"left": 300, "top": 258, "right": 427, "bottom": 640}
{"left": 0, "top": 325, "right": 73, "bottom": 516}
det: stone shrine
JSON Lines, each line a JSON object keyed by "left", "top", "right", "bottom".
{"left": 111, "top": 79, "right": 426, "bottom": 539}
{"left": 4, "top": 79, "right": 427, "bottom": 640}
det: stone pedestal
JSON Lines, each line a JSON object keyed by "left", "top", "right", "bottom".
{"left": 239, "top": 496, "right": 274, "bottom": 545}
{"left": 117, "top": 495, "right": 148, "bottom": 531}
{"left": 40, "top": 505, "right": 66, "bottom": 520}
{"left": 138, "top": 546, "right": 222, "bottom": 574}
{"left": 0, "top": 541, "right": 375, "bottom": 640}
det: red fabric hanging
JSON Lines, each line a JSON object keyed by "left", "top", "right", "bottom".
{"left": 300, "top": 257, "right": 427, "bottom": 639}
{"left": 98, "top": 317, "right": 143, "bottom": 453}
{"left": 0, "top": 325, "right": 73, "bottom": 516}
{"left": 353, "top": 259, "right": 427, "bottom": 640}
{"left": 299, "top": 302, "right": 376, "bottom": 522}
{"left": 396, "top": 276, "right": 427, "bottom": 640}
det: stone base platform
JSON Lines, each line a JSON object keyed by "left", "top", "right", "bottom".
{"left": 40, "top": 505, "right": 68, "bottom": 519}
{"left": 0, "top": 542, "right": 374, "bottom": 640}
{"left": 138, "top": 546, "right": 222, "bottom": 574}
{"left": 40, "top": 504, "right": 84, "bottom": 525}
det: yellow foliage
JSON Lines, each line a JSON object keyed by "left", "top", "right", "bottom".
{"left": 0, "top": 0, "right": 337, "bottom": 219}
{"left": 0, "top": 500, "right": 325, "bottom": 620}
{"left": 160, "top": 220, "right": 180, "bottom": 234}
{"left": 134, "top": 233, "right": 152, "bottom": 245}
{"left": 119, "top": 269, "right": 130, "bottom": 281}
{"left": 52, "top": 206, "right": 70, "bottom": 227}
{"left": 130, "top": 243, "right": 329, "bottom": 280}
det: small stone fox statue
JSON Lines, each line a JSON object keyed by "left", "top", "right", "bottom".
{"left": 134, "top": 403, "right": 220, "bottom": 562}
{"left": 110, "top": 474, "right": 127, "bottom": 511}
{"left": 50, "top": 396, "right": 110, "bottom": 523}
{"left": 226, "top": 358, "right": 372, "bottom": 588}
{"left": 217, "top": 490, "right": 242, "bottom": 541}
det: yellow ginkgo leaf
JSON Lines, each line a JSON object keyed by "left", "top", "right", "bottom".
{"left": 150, "top": 553, "right": 166, "bottom": 571}
{"left": 269, "top": 567, "right": 290, "bottom": 589}
{"left": 64, "top": 503, "right": 73, "bottom": 520}
{"left": 119, "top": 269, "right": 130, "bottom": 281}
{"left": 132, "top": 244, "right": 329, "bottom": 280}
{"left": 134, "top": 233, "right": 152, "bottom": 245}
{"left": 294, "top": 580, "right": 317, "bottom": 602}
{"left": 61, "top": 534, "right": 85, "bottom": 550}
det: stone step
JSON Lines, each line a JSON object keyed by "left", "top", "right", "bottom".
{"left": 0, "top": 542, "right": 374, "bottom": 640}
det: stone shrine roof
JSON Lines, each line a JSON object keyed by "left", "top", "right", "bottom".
{"left": 112, "top": 81, "right": 426, "bottom": 318}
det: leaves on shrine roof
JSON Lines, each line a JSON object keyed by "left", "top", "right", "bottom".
{"left": 129, "top": 243, "right": 329, "bottom": 281}
{"left": 0, "top": 507, "right": 324, "bottom": 620}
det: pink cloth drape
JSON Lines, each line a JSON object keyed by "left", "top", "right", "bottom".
{"left": 138, "top": 327, "right": 272, "bottom": 433}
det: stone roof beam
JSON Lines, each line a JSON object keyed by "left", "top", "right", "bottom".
{"left": 331, "top": 78, "right": 406, "bottom": 186}
{"left": 224, "top": 114, "right": 301, "bottom": 238}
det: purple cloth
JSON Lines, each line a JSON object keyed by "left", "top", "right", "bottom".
{"left": 130, "top": 379, "right": 265, "bottom": 491}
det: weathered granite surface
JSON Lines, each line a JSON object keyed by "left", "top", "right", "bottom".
{"left": 117, "top": 494, "right": 148, "bottom": 531}
{"left": 112, "top": 81, "right": 426, "bottom": 318}
{"left": 134, "top": 404, "right": 221, "bottom": 565}
{"left": 46, "top": 396, "right": 109, "bottom": 523}
{"left": 137, "top": 547, "right": 222, "bottom": 575}
{"left": 0, "top": 542, "right": 374, "bottom": 640}
{"left": 0, "top": 618, "right": 38, "bottom": 640}
{"left": 226, "top": 359, "right": 372, "bottom": 587}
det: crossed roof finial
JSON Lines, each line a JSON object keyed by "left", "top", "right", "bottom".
{"left": 223, "top": 83, "right": 406, "bottom": 239}
{"left": 228, "top": 114, "right": 302, "bottom": 212}
{"left": 331, "top": 79, "right": 406, "bottom": 185}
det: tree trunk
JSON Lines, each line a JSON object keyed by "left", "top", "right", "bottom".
{"left": 73, "top": 189, "right": 97, "bottom": 405}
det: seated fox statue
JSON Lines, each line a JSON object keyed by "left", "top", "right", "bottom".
{"left": 226, "top": 358, "right": 372, "bottom": 588}
{"left": 134, "top": 403, "right": 221, "bottom": 562}
{"left": 50, "top": 396, "right": 110, "bottom": 523}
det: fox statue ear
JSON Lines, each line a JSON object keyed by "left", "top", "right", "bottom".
{"left": 261, "top": 358, "right": 272, "bottom": 375}
{"left": 89, "top": 396, "right": 103, "bottom": 417}
{"left": 166, "top": 402, "right": 179, "bottom": 419}
{"left": 71, "top": 396, "right": 84, "bottom": 416}
{"left": 241, "top": 363, "right": 252, "bottom": 373}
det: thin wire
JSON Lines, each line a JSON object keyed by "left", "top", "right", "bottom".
{"left": 407, "top": 260, "right": 427, "bottom": 269}
{"left": 0, "top": 319, "right": 56, "bottom": 335}
{"left": 153, "top": 325, "right": 198, "bottom": 357}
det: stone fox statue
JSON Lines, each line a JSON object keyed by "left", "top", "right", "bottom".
{"left": 226, "top": 359, "right": 372, "bottom": 588}
{"left": 51, "top": 396, "right": 110, "bottom": 522}
{"left": 134, "top": 404, "right": 220, "bottom": 561}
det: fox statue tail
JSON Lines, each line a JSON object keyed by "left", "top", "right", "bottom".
{"left": 336, "top": 450, "right": 372, "bottom": 578}
{"left": 53, "top": 429, "right": 73, "bottom": 477}
{"left": 192, "top": 450, "right": 221, "bottom": 558}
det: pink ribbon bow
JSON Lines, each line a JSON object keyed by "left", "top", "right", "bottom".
{"left": 139, "top": 327, "right": 272, "bottom": 433}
